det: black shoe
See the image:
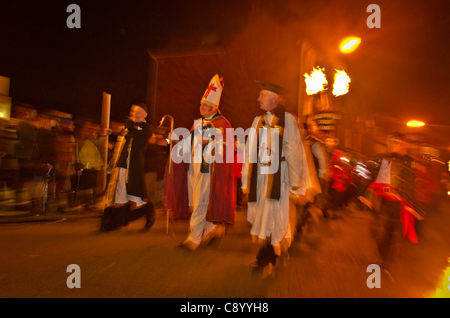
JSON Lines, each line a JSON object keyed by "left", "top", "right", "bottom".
{"left": 250, "top": 260, "right": 265, "bottom": 273}
{"left": 256, "top": 245, "right": 277, "bottom": 265}
{"left": 137, "top": 204, "right": 155, "bottom": 228}
{"left": 251, "top": 250, "right": 277, "bottom": 274}
{"left": 145, "top": 217, "right": 155, "bottom": 228}
{"left": 250, "top": 259, "right": 276, "bottom": 275}
{"left": 207, "top": 235, "right": 221, "bottom": 246}
{"left": 178, "top": 241, "right": 198, "bottom": 251}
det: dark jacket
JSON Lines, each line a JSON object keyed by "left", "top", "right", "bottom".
{"left": 116, "top": 118, "right": 151, "bottom": 200}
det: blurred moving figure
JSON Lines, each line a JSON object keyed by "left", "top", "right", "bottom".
{"left": 35, "top": 112, "right": 60, "bottom": 205}
{"left": 365, "top": 131, "right": 422, "bottom": 274}
{"left": 54, "top": 117, "right": 77, "bottom": 196}
{"left": 14, "top": 105, "right": 52, "bottom": 214}
{"left": 303, "top": 116, "right": 328, "bottom": 218}
{"left": 72, "top": 118, "right": 103, "bottom": 209}
{"left": 414, "top": 148, "right": 446, "bottom": 213}
{"left": 326, "top": 137, "right": 353, "bottom": 210}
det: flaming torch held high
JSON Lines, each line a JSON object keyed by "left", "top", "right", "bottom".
{"left": 332, "top": 69, "right": 351, "bottom": 96}
{"left": 304, "top": 66, "right": 328, "bottom": 95}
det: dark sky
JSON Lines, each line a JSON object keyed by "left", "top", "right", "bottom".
{"left": 1, "top": 0, "right": 450, "bottom": 134}
{"left": 0, "top": 0, "right": 248, "bottom": 121}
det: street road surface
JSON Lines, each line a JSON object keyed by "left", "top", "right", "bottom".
{"left": 1, "top": 200, "right": 450, "bottom": 298}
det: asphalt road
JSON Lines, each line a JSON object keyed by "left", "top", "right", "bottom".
{"left": 1, "top": 199, "right": 450, "bottom": 299}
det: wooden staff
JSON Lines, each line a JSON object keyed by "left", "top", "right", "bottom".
{"left": 158, "top": 115, "right": 174, "bottom": 234}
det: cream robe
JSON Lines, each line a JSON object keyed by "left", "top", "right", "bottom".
{"left": 242, "top": 112, "right": 311, "bottom": 252}
{"left": 185, "top": 114, "right": 221, "bottom": 244}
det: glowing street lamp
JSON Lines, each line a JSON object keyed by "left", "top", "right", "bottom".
{"left": 407, "top": 120, "right": 425, "bottom": 127}
{"left": 340, "top": 37, "right": 361, "bottom": 53}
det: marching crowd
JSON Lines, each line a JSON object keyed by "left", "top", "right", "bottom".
{"left": 1, "top": 74, "right": 447, "bottom": 278}
{"left": 160, "top": 74, "right": 447, "bottom": 276}
{"left": 0, "top": 105, "right": 125, "bottom": 214}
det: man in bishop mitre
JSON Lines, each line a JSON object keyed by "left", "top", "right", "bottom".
{"left": 163, "top": 74, "right": 236, "bottom": 250}
{"left": 242, "top": 81, "right": 316, "bottom": 272}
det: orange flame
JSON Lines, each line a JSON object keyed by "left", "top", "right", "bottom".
{"left": 304, "top": 66, "right": 327, "bottom": 95}
{"left": 333, "top": 69, "right": 351, "bottom": 96}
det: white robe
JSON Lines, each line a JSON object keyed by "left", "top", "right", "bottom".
{"left": 242, "top": 112, "right": 311, "bottom": 250}
{"left": 185, "top": 115, "right": 220, "bottom": 244}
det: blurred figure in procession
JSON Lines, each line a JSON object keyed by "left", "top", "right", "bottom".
{"left": 365, "top": 131, "right": 422, "bottom": 276}
{"left": 35, "top": 113, "right": 60, "bottom": 203}
{"left": 72, "top": 117, "right": 104, "bottom": 209}
{"left": 303, "top": 116, "right": 328, "bottom": 218}
{"left": 414, "top": 148, "right": 445, "bottom": 214}
{"left": 14, "top": 105, "right": 53, "bottom": 214}
{"left": 54, "top": 117, "right": 77, "bottom": 197}
{"left": 326, "top": 137, "right": 353, "bottom": 210}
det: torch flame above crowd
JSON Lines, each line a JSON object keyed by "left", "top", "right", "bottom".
{"left": 332, "top": 69, "right": 351, "bottom": 96}
{"left": 304, "top": 66, "right": 328, "bottom": 95}
{"left": 304, "top": 67, "right": 351, "bottom": 97}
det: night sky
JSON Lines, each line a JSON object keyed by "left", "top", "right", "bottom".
{"left": 1, "top": 0, "right": 450, "bottom": 138}
{"left": 0, "top": 0, "right": 247, "bottom": 121}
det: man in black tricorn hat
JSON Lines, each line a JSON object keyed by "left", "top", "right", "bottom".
{"left": 242, "top": 81, "right": 312, "bottom": 273}
{"left": 101, "top": 103, "right": 156, "bottom": 231}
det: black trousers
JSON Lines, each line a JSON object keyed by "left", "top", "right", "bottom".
{"left": 101, "top": 202, "right": 155, "bottom": 231}
{"left": 256, "top": 244, "right": 277, "bottom": 266}
{"left": 375, "top": 200, "right": 402, "bottom": 266}
{"left": 236, "top": 178, "right": 242, "bottom": 205}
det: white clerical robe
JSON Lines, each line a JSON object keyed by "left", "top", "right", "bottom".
{"left": 242, "top": 112, "right": 311, "bottom": 252}
{"left": 185, "top": 114, "right": 220, "bottom": 244}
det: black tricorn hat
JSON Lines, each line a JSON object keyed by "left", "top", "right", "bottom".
{"left": 132, "top": 102, "right": 148, "bottom": 113}
{"left": 256, "top": 80, "right": 289, "bottom": 96}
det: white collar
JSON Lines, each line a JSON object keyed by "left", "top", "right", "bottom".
{"left": 204, "top": 112, "right": 218, "bottom": 120}
{"left": 265, "top": 112, "right": 274, "bottom": 124}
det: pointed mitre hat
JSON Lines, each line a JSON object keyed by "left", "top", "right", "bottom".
{"left": 200, "top": 74, "right": 224, "bottom": 109}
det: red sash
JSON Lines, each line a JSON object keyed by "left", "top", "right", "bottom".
{"left": 368, "top": 182, "right": 419, "bottom": 244}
